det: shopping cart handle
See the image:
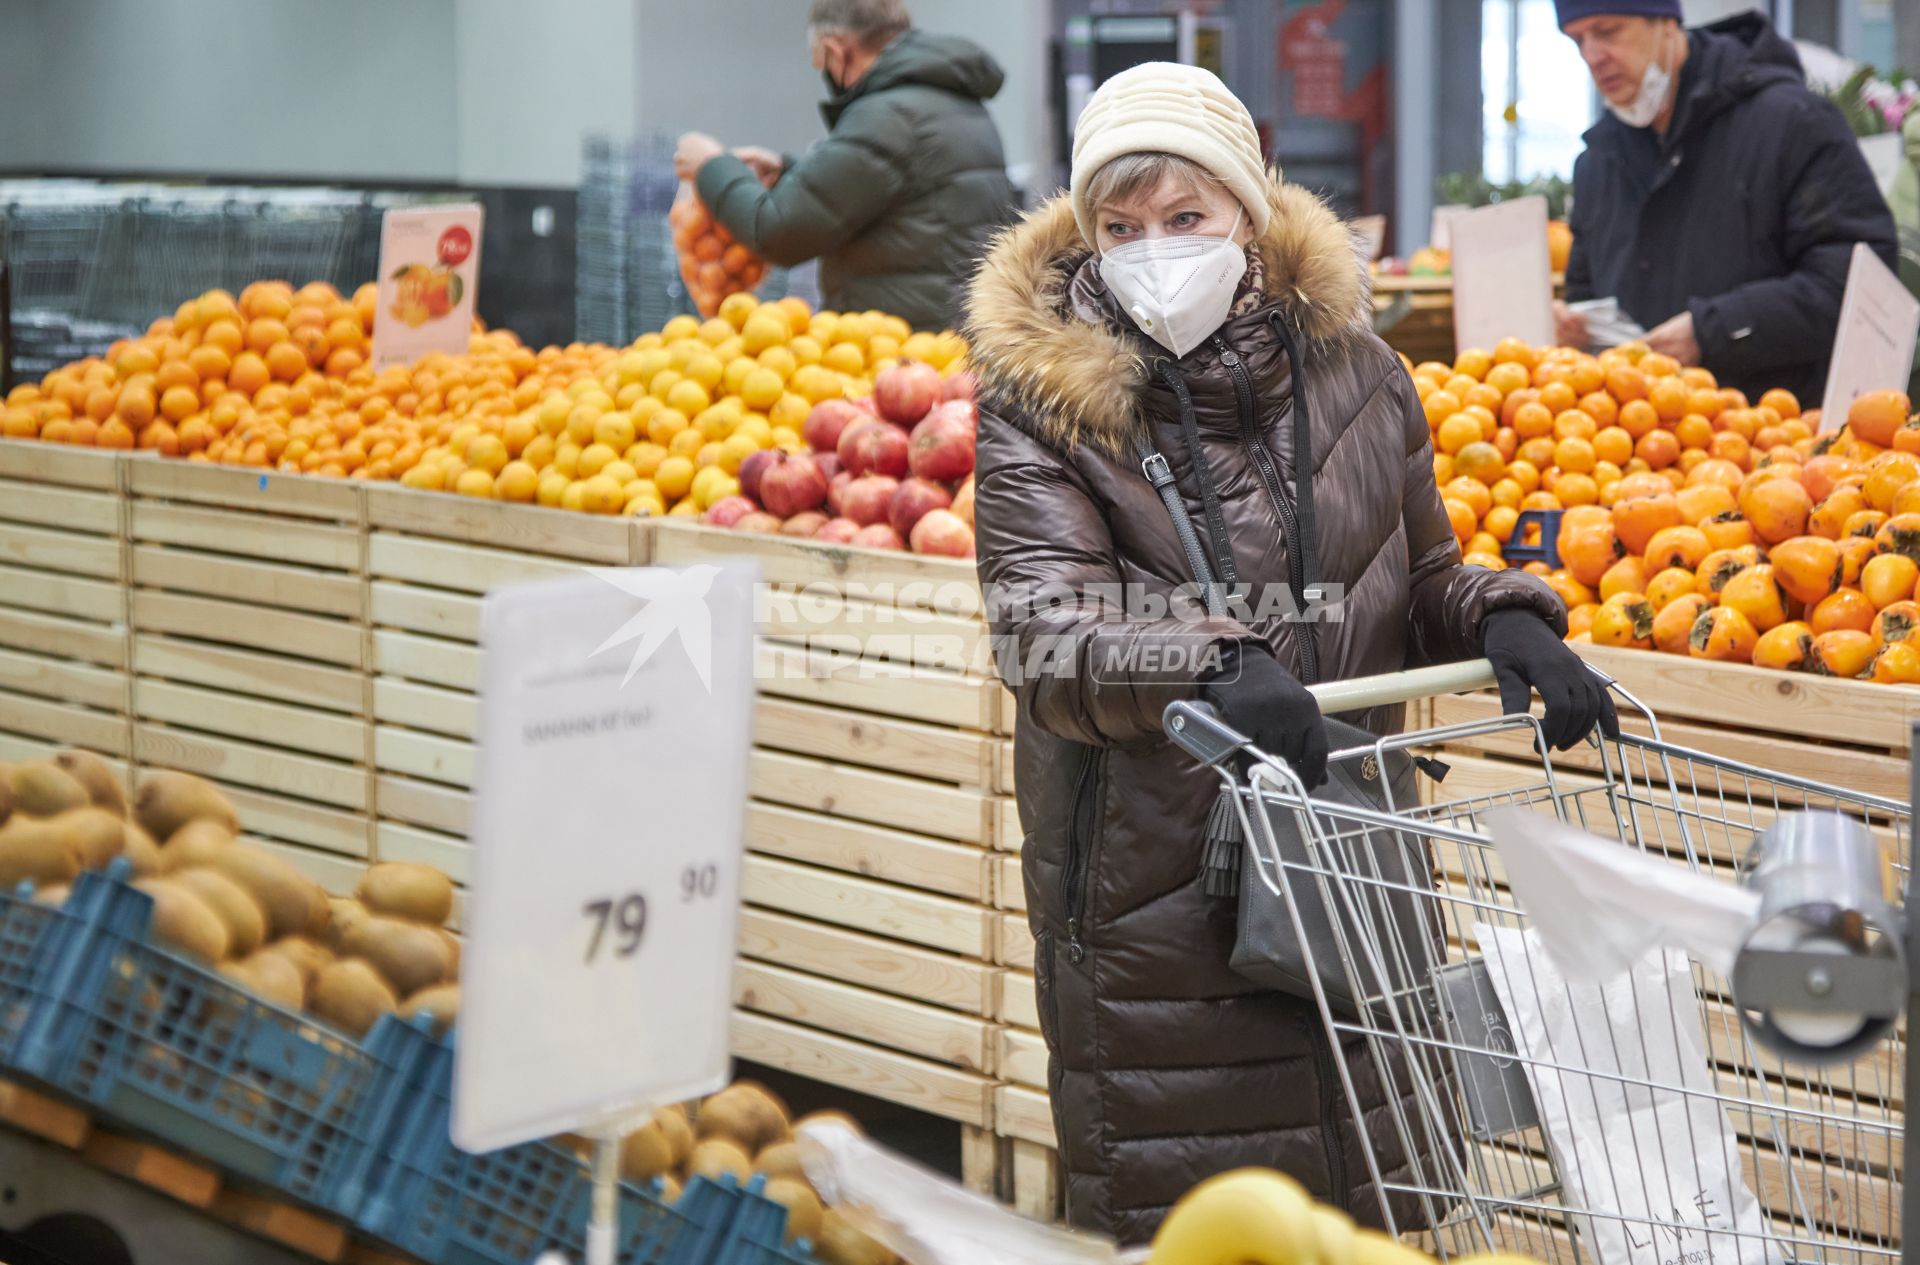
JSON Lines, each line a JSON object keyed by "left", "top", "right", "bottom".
{"left": 1163, "top": 700, "right": 1251, "bottom": 766}
{"left": 1307, "top": 659, "right": 1499, "bottom": 712}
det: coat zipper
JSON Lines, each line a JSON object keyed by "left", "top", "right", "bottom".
{"left": 1062, "top": 746, "right": 1103, "bottom": 964}
{"left": 1311, "top": 1026, "right": 1353, "bottom": 1209}
{"left": 1215, "top": 339, "right": 1320, "bottom": 685}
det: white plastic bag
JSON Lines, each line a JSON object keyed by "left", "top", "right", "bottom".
{"left": 1476, "top": 923, "right": 1778, "bottom": 1265}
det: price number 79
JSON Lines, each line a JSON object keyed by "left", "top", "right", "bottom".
{"left": 581, "top": 865, "right": 723, "bottom": 964}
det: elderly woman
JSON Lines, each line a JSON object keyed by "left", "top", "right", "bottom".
{"left": 966, "top": 63, "right": 1612, "bottom": 1244}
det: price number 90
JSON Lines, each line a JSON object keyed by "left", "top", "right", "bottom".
{"left": 581, "top": 864, "right": 722, "bottom": 963}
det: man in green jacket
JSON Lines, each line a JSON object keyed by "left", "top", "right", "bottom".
{"left": 673, "top": 0, "right": 1015, "bottom": 333}
{"left": 1896, "top": 110, "right": 1920, "bottom": 396}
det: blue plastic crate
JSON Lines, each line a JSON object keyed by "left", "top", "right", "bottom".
{"left": 0, "top": 881, "right": 73, "bottom": 1064}
{"left": 356, "top": 1025, "right": 807, "bottom": 1265}
{"left": 7, "top": 868, "right": 421, "bottom": 1217}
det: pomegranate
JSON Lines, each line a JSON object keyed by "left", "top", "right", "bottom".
{"left": 827, "top": 469, "right": 853, "bottom": 515}
{"left": 733, "top": 511, "right": 784, "bottom": 533}
{"left": 850, "top": 395, "right": 881, "bottom": 418}
{"left": 814, "top": 517, "right": 862, "bottom": 544}
{"left": 703, "top": 496, "right": 757, "bottom": 528}
{"left": 781, "top": 511, "right": 830, "bottom": 537}
{"left": 908, "top": 409, "right": 975, "bottom": 483}
{"left": 841, "top": 475, "right": 900, "bottom": 527}
{"left": 951, "top": 474, "right": 975, "bottom": 527}
{"left": 910, "top": 509, "right": 975, "bottom": 557}
{"left": 758, "top": 451, "right": 829, "bottom": 518}
{"left": 850, "top": 523, "right": 906, "bottom": 551}
{"left": 803, "top": 399, "right": 863, "bottom": 454}
{"left": 929, "top": 398, "right": 977, "bottom": 437}
{"left": 838, "top": 418, "right": 910, "bottom": 479}
{"left": 889, "top": 476, "right": 953, "bottom": 539}
{"left": 812, "top": 452, "right": 842, "bottom": 482}
{"left": 942, "top": 370, "right": 978, "bottom": 403}
{"left": 737, "top": 449, "right": 779, "bottom": 504}
{"left": 875, "top": 361, "right": 942, "bottom": 424}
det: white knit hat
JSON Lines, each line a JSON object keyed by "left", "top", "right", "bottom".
{"left": 1070, "top": 62, "right": 1272, "bottom": 245}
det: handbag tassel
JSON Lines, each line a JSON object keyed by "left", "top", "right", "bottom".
{"left": 1200, "top": 787, "right": 1244, "bottom": 898}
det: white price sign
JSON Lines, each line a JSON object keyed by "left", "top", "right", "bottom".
{"left": 1451, "top": 196, "right": 1555, "bottom": 356}
{"left": 1819, "top": 243, "right": 1920, "bottom": 433}
{"left": 454, "top": 564, "right": 758, "bottom": 1154}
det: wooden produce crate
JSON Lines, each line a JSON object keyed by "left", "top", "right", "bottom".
{"left": 0, "top": 443, "right": 132, "bottom": 778}
{"left": 651, "top": 523, "right": 1012, "bottom": 1183}
{"left": 124, "top": 460, "right": 373, "bottom": 890}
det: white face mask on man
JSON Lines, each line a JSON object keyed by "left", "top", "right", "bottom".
{"left": 1607, "top": 25, "right": 1678, "bottom": 128}
{"left": 1100, "top": 207, "right": 1246, "bottom": 359}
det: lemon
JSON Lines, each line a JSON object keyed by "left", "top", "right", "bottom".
{"left": 600, "top": 459, "right": 639, "bottom": 487}
{"left": 536, "top": 471, "right": 569, "bottom": 506}
{"left": 667, "top": 379, "right": 712, "bottom": 418}
{"left": 719, "top": 432, "right": 760, "bottom": 473}
{"left": 647, "top": 407, "right": 690, "bottom": 447}
{"left": 580, "top": 474, "right": 625, "bottom": 515}
{"left": 455, "top": 468, "right": 495, "bottom": 498}
{"left": 719, "top": 292, "right": 759, "bottom": 331}
{"left": 660, "top": 316, "right": 700, "bottom": 343}
{"left": 739, "top": 368, "right": 784, "bottom": 411}
{"left": 577, "top": 443, "right": 618, "bottom": 478}
{"left": 624, "top": 442, "right": 667, "bottom": 479}
{"left": 654, "top": 455, "right": 695, "bottom": 500}
{"left": 741, "top": 311, "right": 791, "bottom": 355}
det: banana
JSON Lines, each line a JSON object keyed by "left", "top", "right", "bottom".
{"left": 1150, "top": 1168, "right": 1319, "bottom": 1265}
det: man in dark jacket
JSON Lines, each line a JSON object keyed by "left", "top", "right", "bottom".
{"left": 1552, "top": 2, "right": 1897, "bottom": 406}
{"left": 673, "top": 0, "right": 1015, "bottom": 332}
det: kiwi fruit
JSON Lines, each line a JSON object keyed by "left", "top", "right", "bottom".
{"left": 262, "top": 936, "right": 333, "bottom": 987}
{"left": 0, "top": 817, "right": 82, "bottom": 888}
{"left": 324, "top": 897, "right": 372, "bottom": 954}
{"left": 134, "top": 770, "right": 238, "bottom": 845}
{"left": 121, "top": 822, "right": 162, "bottom": 876}
{"left": 159, "top": 819, "right": 233, "bottom": 873}
{"left": 657, "top": 1174, "right": 683, "bottom": 1205}
{"left": 310, "top": 959, "right": 397, "bottom": 1037}
{"left": 207, "top": 845, "right": 323, "bottom": 940}
{"left": 355, "top": 862, "right": 455, "bottom": 925}
{"left": 754, "top": 1141, "right": 806, "bottom": 1182}
{"left": 711, "top": 1082, "right": 790, "bottom": 1152}
{"left": 764, "top": 1177, "right": 823, "bottom": 1245}
{"left": 434, "top": 926, "right": 461, "bottom": 974}
{"left": 55, "top": 750, "right": 128, "bottom": 817}
{"left": 31, "top": 882, "right": 70, "bottom": 907}
{"left": 172, "top": 868, "right": 268, "bottom": 958}
{"left": 795, "top": 1109, "right": 864, "bottom": 1137}
{"left": 398, "top": 983, "right": 460, "bottom": 1034}
{"left": 133, "top": 878, "right": 230, "bottom": 963}
{"left": 658, "top": 1106, "right": 695, "bottom": 1168}
{"left": 56, "top": 807, "right": 129, "bottom": 871}
{"left": 694, "top": 1092, "right": 758, "bottom": 1149}
{"left": 342, "top": 915, "right": 454, "bottom": 996}
{"left": 239, "top": 950, "right": 307, "bottom": 1011}
{"left": 9, "top": 762, "right": 90, "bottom": 818}
{"left": 816, "top": 1209, "right": 895, "bottom": 1265}
{"left": 688, "top": 1137, "right": 754, "bottom": 1183}
{"left": 619, "top": 1122, "right": 676, "bottom": 1182}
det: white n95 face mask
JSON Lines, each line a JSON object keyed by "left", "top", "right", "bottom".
{"left": 1607, "top": 28, "right": 1677, "bottom": 128}
{"left": 1101, "top": 210, "right": 1246, "bottom": 359}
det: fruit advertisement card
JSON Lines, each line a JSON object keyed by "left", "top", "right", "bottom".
{"left": 371, "top": 203, "right": 484, "bottom": 371}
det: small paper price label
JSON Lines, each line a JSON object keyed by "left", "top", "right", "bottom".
{"left": 370, "top": 204, "right": 484, "bottom": 372}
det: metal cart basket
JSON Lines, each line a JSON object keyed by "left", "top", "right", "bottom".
{"left": 1164, "top": 661, "right": 1910, "bottom": 1265}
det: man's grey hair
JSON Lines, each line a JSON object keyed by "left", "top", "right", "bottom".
{"left": 808, "top": 0, "right": 911, "bottom": 49}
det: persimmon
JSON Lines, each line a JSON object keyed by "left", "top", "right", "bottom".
{"left": 1566, "top": 602, "right": 1598, "bottom": 639}
{"left": 1696, "top": 545, "right": 1764, "bottom": 598}
{"left": 1801, "top": 454, "right": 1862, "bottom": 502}
{"left": 1590, "top": 593, "right": 1655, "bottom": 648}
{"left": 1875, "top": 513, "right": 1920, "bottom": 565}
{"left": 1741, "top": 477, "right": 1812, "bottom": 544}
{"left": 1674, "top": 483, "right": 1735, "bottom": 525}
{"left": 1871, "top": 600, "right": 1920, "bottom": 652}
{"left": 1653, "top": 594, "right": 1712, "bottom": 655}
{"left": 1700, "top": 511, "right": 1756, "bottom": 552}
{"left": 1864, "top": 453, "right": 1920, "bottom": 512}
{"left": 1839, "top": 536, "right": 1879, "bottom": 588}
{"left": 1598, "top": 555, "right": 1649, "bottom": 601}
{"left": 1847, "top": 390, "right": 1909, "bottom": 448}
{"left": 1646, "top": 567, "right": 1700, "bottom": 611}
{"left": 1768, "top": 536, "right": 1842, "bottom": 607}
{"left": 1807, "top": 587, "right": 1875, "bottom": 636}
{"left": 1720, "top": 564, "right": 1790, "bottom": 631}
{"left": 1808, "top": 486, "right": 1869, "bottom": 539}
{"left": 1872, "top": 640, "right": 1920, "bottom": 683}
{"left": 1611, "top": 493, "right": 1682, "bottom": 555}
{"left": 1751, "top": 621, "right": 1815, "bottom": 671}
{"left": 1862, "top": 554, "right": 1920, "bottom": 608}
{"left": 1557, "top": 516, "right": 1621, "bottom": 586}
{"left": 1642, "top": 525, "right": 1710, "bottom": 573}
{"left": 1544, "top": 569, "right": 1597, "bottom": 611}
{"left": 1810, "top": 629, "right": 1876, "bottom": 678}
{"left": 1690, "top": 605, "right": 1759, "bottom": 662}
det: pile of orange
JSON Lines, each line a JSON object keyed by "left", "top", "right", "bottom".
{"left": 1415, "top": 337, "right": 1919, "bottom": 686}
{"left": 669, "top": 195, "right": 768, "bottom": 319}
{"left": 0, "top": 283, "right": 965, "bottom": 521}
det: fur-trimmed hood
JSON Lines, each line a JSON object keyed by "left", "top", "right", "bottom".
{"left": 964, "top": 174, "right": 1372, "bottom": 453}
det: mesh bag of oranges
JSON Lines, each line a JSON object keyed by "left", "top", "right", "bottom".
{"left": 670, "top": 182, "right": 768, "bottom": 318}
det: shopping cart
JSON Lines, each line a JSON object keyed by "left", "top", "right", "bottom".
{"left": 1163, "top": 661, "right": 1911, "bottom": 1265}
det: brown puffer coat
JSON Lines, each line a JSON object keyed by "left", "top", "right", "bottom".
{"left": 965, "top": 175, "right": 1564, "bottom": 1246}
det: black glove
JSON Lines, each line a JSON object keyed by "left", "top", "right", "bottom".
{"left": 1481, "top": 608, "right": 1619, "bottom": 750}
{"left": 1197, "top": 643, "right": 1329, "bottom": 789}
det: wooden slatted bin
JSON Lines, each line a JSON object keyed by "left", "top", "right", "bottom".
{"left": 651, "top": 523, "right": 1017, "bottom": 1191}
{"left": 363, "top": 485, "right": 645, "bottom": 925}
{"left": 0, "top": 441, "right": 131, "bottom": 777}
{"left": 125, "top": 460, "right": 372, "bottom": 890}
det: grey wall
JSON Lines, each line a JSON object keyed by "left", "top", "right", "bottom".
{"left": 0, "top": 4, "right": 42, "bottom": 167}
{"left": 19, "top": 0, "right": 460, "bottom": 181}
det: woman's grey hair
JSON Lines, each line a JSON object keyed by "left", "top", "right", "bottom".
{"left": 808, "top": 0, "right": 911, "bottom": 48}
{"left": 1083, "top": 152, "right": 1227, "bottom": 218}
